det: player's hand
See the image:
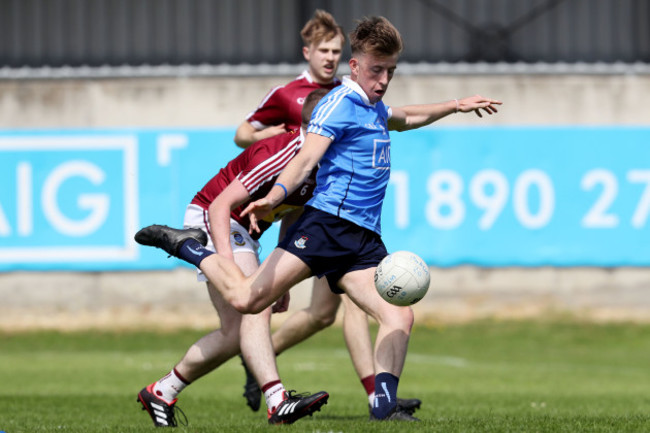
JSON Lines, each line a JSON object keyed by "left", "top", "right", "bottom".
{"left": 272, "top": 292, "right": 290, "bottom": 313}
{"left": 457, "top": 95, "right": 502, "bottom": 118}
{"left": 241, "top": 198, "right": 274, "bottom": 234}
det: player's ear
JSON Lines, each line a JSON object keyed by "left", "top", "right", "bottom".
{"left": 349, "top": 58, "right": 359, "bottom": 76}
{"left": 302, "top": 45, "right": 310, "bottom": 61}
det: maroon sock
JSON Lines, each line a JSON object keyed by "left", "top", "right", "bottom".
{"left": 361, "top": 374, "right": 375, "bottom": 396}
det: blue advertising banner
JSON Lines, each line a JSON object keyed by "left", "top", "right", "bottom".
{"left": 0, "top": 127, "right": 648, "bottom": 270}
{"left": 383, "top": 127, "right": 650, "bottom": 266}
{"left": 0, "top": 129, "right": 240, "bottom": 270}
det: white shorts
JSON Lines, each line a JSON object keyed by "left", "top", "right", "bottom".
{"left": 183, "top": 204, "right": 261, "bottom": 282}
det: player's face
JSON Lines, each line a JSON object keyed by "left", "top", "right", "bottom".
{"left": 303, "top": 36, "right": 343, "bottom": 84}
{"left": 349, "top": 52, "right": 398, "bottom": 104}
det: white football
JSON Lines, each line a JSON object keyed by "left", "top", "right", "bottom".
{"left": 374, "top": 251, "right": 430, "bottom": 306}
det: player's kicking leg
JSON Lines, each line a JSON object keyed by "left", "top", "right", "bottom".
{"left": 339, "top": 268, "right": 420, "bottom": 422}
{"left": 135, "top": 224, "right": 330, "bottom": 423}
{"left": 135, "top": 224, "right": 310, "bottom": 313}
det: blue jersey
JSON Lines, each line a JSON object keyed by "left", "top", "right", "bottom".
{"left": 306, "top": 77, "right": 392, "bottom": 235}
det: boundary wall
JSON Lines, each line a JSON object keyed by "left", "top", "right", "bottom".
{"left": 1, "top": 72, "right": 649, "bottom": 329}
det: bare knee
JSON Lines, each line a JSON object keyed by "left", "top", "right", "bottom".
{"left": 220, "top": 322, "right": 242, "bottom": 346}
{"left": 217, "top": 282, "right": 260, "bottom": 314}
{"left": 399, "top": 306, "right": 415, "bottom": 332}
{"left": 402, "top": 306, "right": 415, "bottom": 332}
{"left": 230, "top": 299, "right": 262, "bottom": 315}
{"left": 229, "top": 294, "right": 267, "bottom": 315}
{"left": 306, "top": 307, "right": 337, "bottom": 329}
{"left": 379, "top": 305, "right": 414, "bottom": 333}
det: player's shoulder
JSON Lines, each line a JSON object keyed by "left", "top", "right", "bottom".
{"left": 264, "top": 74, "right": 310, "bottom": 103}
{"left": 282, "top": 71, "right": 312, "bottom": 88}
{"left": 262, "top": 71, "right": 317, "bottom": 95}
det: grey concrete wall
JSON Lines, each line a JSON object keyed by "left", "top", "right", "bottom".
{"left": 2, "top": 73, "right": 648, "bottom": 129}
{"left": 1, "top": 267, "right": 649, "bottom": 331}
{"left": 1, "top": 72, "right": 649, "bottom": 330}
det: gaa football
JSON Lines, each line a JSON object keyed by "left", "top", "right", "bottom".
{"left": 374, "top": 251, "right": 430, "bottom": 306}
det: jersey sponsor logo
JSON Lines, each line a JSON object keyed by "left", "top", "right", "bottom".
{"left": 231, "top": 230, "right": 246, "bottom": 246}
{"left": 372, "top": 139, "right": 391, "bottom": 170}
{"left": 294, "top": 236, "right": 308, "bottom": 249}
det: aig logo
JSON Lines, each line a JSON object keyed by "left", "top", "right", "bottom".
{"left": 0, "top": 135, "right": 138, "bottom": 264}
{"left": 372, "top": 139, "right": 391, "bottom": 170}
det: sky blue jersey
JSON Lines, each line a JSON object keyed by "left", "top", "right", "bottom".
{"left": 306, "top": 76, "right": 393, "bottom": 235}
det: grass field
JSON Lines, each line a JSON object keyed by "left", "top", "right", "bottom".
{"left": 1, "top": 320, "right": 649, "bottom": 432}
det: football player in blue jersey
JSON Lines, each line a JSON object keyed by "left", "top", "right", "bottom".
{"left": 136, "top": 15, "right": 501, "bottom": 422}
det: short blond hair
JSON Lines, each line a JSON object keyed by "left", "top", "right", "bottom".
{"left": 300, "top": 9, "right": 345, "bottom": 46}
{"left": 349, "top": 16, "right": 403, "bottom": 57}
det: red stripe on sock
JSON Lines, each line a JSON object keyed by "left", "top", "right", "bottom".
{"left": 261, "top": 380, "right": 282, "bottom": 393}
{"left": 173, "top": 367, "right": 191, "bottom": 385}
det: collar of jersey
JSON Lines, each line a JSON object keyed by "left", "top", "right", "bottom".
{"left": 301, "top": 69, "right": 314, "bottom": 83}
{"left": 342, "top": 76, "right": 374, "bottom": 107}
{"left": 301, "top": 70, "right": 341, "bottom": 87}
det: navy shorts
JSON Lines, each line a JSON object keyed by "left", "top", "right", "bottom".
{"left": 277, "top": 206, "right": 388, "bottom": 293}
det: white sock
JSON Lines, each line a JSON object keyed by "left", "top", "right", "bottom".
{"left": 264, "top": 383, "right": 286, "bottom": 412}
{"left": 368, "top": 391, "right": 375, "bottom": 406}
{"left": 153, "top": 369, "right": 188, "bottom": 402}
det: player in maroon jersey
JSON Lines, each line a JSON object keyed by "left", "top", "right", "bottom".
{"left": 234, "top": 10, "right": 343, "bottom": 148}
{"left": 136, "top": 90, "right": 330, "bottom": 427}
{"left": 232, "top": 10, "right": 422, "bottom": 418}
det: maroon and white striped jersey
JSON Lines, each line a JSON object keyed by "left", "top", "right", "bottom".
{"left": 190, "top": 129, "right": 317, "bottom": 238}
{"left": 246, "top": 70, "right": 340, "bottom": 132}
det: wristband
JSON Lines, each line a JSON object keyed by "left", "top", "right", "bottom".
{"left": 274, "top": 183, "right": 288, "bottom": 200}
{"left": 454, "top": 98, "right": 459, "bottom": 113}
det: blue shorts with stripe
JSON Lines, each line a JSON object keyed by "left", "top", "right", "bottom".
{"left": 277, "top": 206, "right": 388, "bottom": 293}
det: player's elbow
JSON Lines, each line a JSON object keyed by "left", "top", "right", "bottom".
{"left": 387, "top": 118, "right": 409, "bottom": 132}
{"left": 393, "top": 119, "right": 416, "bottom": 132}
{"left": 233, "top": 135, "right": 249, "bottom": 149}
{"left": 234, "top": 124, "right": 254, "bottom": 149}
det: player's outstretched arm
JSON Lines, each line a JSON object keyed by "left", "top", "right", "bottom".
{"left": 388, "top": 95, "right": 502, "bottom": 131}
{"left": 456, "top": 94, "right": 502, "bottom": 117}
